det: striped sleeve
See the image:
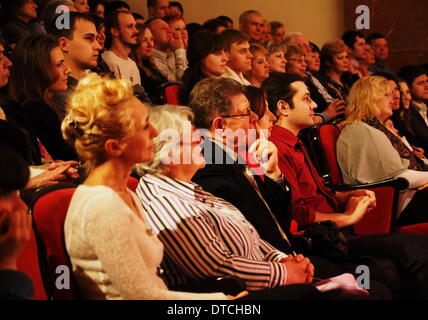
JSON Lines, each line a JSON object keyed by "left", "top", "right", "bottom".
{"left": 144, "top": 195, "right": 288, "bottom": 291}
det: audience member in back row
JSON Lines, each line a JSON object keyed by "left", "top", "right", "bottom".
{"left": 179, "top": 31, "right": 228, "bottom": 105}
{"left": 337, "top": 76, "right": 428, "bottom": 227}
{"left": 270, "top": 21, "right": 285, "bottom": 43}
{"left": 164, "top": 15, "right": 188, "bottom": 49}
{"left": 148, "top": 17, "right": 187, "bottom": 83}
{"left": 263, "top": 72, "right": 428, "bottom": 299}
{"left": 266, "top": 42, "right": 287, "bottom": 74}
{"left": 134, "top": 22, "right": 168, "bottom": 105}
{"left": 221, "top": 30, "right": 252, "bottom": 86}
{"left": 0, "top": 0, "right": 39, "bottom": 46}
{"left": 47, "top": 12, "right": 101, "bottom": 121}
{"left": 62, "top": 73, "right": 234, "bottom": 300}
{"left": 244, "top": 43, "right": 270, "bottom": 88}
{"left": 0, "top": 143, "right": 33, "bottom": 300}
{"left": 135, "top": 105, "right": 316, "bottom": 292}
{"left": 239, "top": 10, "right": 265, "bottom": 43}
{"left": 147, "top": 0, "right": 170, "bottom": 19}
{"left": 398, "top": 65, "right": 428, "bottom": 157}
{"left": 367, "top": 32, "right": 394, "bottom": 76}
{"left": 74, "top": 0, "right": 90, "bottom": 13}
{"left": 103, "top": 10, "right": 141, "bottom": 86}
{"left": 8, "top": 33, "right": 77, "bottom": 161}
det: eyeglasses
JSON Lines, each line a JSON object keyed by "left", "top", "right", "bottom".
{"left": 221, "top": 108, "right": 252, "bottom": 118}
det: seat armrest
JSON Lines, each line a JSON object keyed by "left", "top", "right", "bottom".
{"left": 332, "top": 177, "right": 408, "bottom": 192}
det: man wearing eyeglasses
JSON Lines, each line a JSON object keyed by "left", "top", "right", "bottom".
{"left": 188, "top": 76, "right": 376, "bottom": 288}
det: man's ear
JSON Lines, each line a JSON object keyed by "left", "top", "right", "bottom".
{"left": 58, "top": 36, "right": 69, "bottom": 53}
{"left": 277, "top": 100, "right": 291, "bottom": 117}
{"left": 104, "top": 139, "right": 126, "bottom": 158}
{"left": 211, "top": 117, "right": 224, "bottom": 131}
{"left": 110, "top": 27, "right": 120, "bottom": 38}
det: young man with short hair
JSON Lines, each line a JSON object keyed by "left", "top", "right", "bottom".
{"left": 341, "top": 30, "right": 366, "bottom": 71}
{"left": 220, "top": 29, "right": 252, "bottom": 86}
{"left": 263, "top": 72, "right": 428, "bottom": 299}
{"left": 102, "top": 10, "right": 141, "bottom": 86}
{"left": 48, "top": 12, "right": 101, "bottom": 120}
{"left": 367, "top": 33, "right": 394, "bottom": 75}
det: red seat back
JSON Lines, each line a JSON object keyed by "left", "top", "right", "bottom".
{"left": 165, "top": 83, "right": 180, "bottom": 105}
{"left": 127, "top": 176, "right": 139, "bottom": 192}
{"left": 31, "top": 187, "right": 80, "bottom": 300}
{"left": 319, "top": 124, "right": 343, "bottom": 185}
{"left": 16, "top": 228, "right": 48, "bottom": 300}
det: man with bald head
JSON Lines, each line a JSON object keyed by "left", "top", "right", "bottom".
{"left": 148, "top": 18, "right": 187, "bottom": 82}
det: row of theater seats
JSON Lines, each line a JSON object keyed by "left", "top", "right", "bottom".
{"left": 16, "top": 177, "right": 140, "bottom": 300}
{"left": 300, "top": 123, "right": 428, "bottom": 235}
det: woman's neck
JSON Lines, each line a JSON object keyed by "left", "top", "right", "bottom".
{"left": 327, "top": 70, "right": 342, "bottom": 85}
{"left": 84, "top": 159, "right": 133, "bottom": 192}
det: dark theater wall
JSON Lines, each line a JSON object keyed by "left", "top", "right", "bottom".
{"left": 344, "top": 0, "right": 428, "bottom": 73}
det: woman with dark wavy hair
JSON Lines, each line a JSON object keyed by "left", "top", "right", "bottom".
{"left": 179, "top": 30, "right": 228, "bottom": 105}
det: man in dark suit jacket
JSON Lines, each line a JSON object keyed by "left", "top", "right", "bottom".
{"left": 188, "top": 76, "right": 401, "bottom": 298}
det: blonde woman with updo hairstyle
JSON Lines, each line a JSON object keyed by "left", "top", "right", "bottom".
{"left": 337, "top": 75, "right": 428, "bottom": 227}
{"left": 62, "top": 73, "right": 230, "bottom": 300}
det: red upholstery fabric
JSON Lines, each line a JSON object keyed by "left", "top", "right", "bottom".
{"left": 16, "top": 228, "right": 48, "bottom": 300}
{"left": 394, "top": 223, "right": 428, "bottom": 235}
{"left": 127, "top": 176, "right": 139, "bottom": 192}
{"left": 319, "top": 124, "right": 342, "bottom": 185}
{"left": 32, "top": 187, "right": 80, "bottom": 300}
{"left": 165, "top": 84, "right": 180, "bottom": 105}
{"left": 318, "top": 124, "right": 393, "bottom": 235}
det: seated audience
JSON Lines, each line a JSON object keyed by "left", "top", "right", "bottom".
{"left": 89, "top": 0, "right": 105, "bottom": 18}
{"left": 134, "top": 22, "right": 168, "bottom": 105}
{"left": 1, "top": 0, "right": 39, "bottom": 46}
{"left": 74, "top": 0, "right": 89, "bottom": 13}
{"left": 216, "top": 15, "right": 234, "bottom": 29}
{"left": 47, "top": 12, "right": 101, "bottom": 121}
{"left": 221, "top": 30, "right": 252, "bottom": 86}
{"left": 358, "top": 44, "right": 376, "bottom": 77}
{"left": 90, "top": 15, "right": 115, "bottom": 77}
{"left": 341, "top": 31, "right": 366, "bottom": 76}
{"left": 61, "top": 73, "right": 232, "bottom": 300}
{"left": 179, "top": 31, "right": 228, "bottom": 105}
{"left": 320, "top": 39, "right": 355, "bottom": 101}
{"left": 203, "top": 18, "right": 228, "bottom": 34}
{"left": 367, "top": 33, "right": 395, "bottom": 76}
{"left": 135, "top": 105, "right": 316, "bottom": 292}
{"left": 337, "top": 75, "right": 428, "bottom": 226}
{"left": 164, "top": 15, "right": 188, "bottom": 49}
{"left": 283, "top": 32, "right": 311, "bottom": 56}
{"left": 169, "top": 1, "right": 183, "bottom": 17}
{"left": 0, "top": 143, "right": 33, "bottom": 300}
{"left": 267, "top": 42, "right": 287, "bottom": 74}
{"left": 263, "top": 72, "right": 428, "bottom": 299}
{"left": 306, "top": 42, "right": 320, "bottom": 73}
{"left": 398, "top": 65, "right": 428, "bottom": 156}
{"left": 148, "top": 18, "right": 187, "bottom": 83}
{"left": 262, "top": 20, "right": 272, "bottom": 43}
{"left": 239, "top": 10, "right": 264, "bottom": 42}
{"left": 285, "top": 45, "right": 307, "bottom": 77}
{"left": 8, "top": 33, "right": 77, "bottom": 161}
{"left": 132, "top": 13, "right": 145, "bottom": 25}
{"left": 103, "top": 10, "right": 141, "bottom": 86}
{"left": 270, "top": 21, "right": 285, "bottom": 43}
{"left": 147, "top": 0, "right": 170, "bottom": 19}
{"left": 244, "top": 43, "right": 270, "bottom": 88}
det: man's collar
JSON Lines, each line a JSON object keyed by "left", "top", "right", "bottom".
{"left": 270, "top": 125, "right": 299, "bottom": 148}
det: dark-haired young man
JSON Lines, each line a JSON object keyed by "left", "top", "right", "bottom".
{"left": 102, "top": 10, "right": 140, "bottom": 86}
{"left": 147, "top": 0, "right": 170, "bottom": 19}
{"left": 367, "top": 33, "right": 394, "bottom": 75}
{"left": 48, "top": 12, "right": 100, "bottom": 120}
{"left": 264, "top": 72, "right": 428, "bottom": 299}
